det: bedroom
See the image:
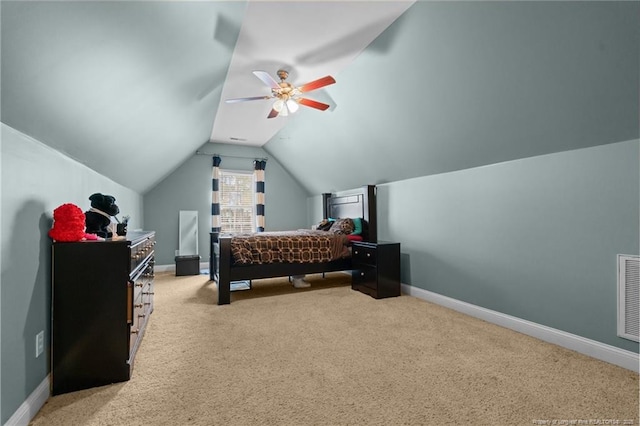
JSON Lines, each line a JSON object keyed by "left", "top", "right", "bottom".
{"left": 1, "top": 0, "right": 638, "bottom": 424}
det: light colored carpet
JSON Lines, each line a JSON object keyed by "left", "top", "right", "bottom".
{"left": 31, "top": 272, "right": 638, "bottom": 425}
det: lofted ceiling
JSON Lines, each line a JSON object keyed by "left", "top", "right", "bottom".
{"left": 2, "top": 1, "right": 638, "bottom": 197}
{"left": 1, "top": 0, "right": 413, "bottom": 194}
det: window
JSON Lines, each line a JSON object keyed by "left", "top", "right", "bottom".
{"left": 219, "top": 169, "right": 255, "bottom": 233}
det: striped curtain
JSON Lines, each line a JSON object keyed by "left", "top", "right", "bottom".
{"left": 253, "top": 159, "right": 266, "bottom": 232}
{"left": 211, "top": 155, "right": 222, "bottom": 233}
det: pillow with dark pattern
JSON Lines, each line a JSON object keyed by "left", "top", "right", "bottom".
{"left": 315, "top": 219, "right": 333, "bottom": 231}
{"left": 329, "top": 218, "right": 354, "bottom": 235}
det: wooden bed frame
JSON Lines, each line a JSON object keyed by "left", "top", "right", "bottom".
{"left": 212, "top": 185, "right": 377, "bottom": 305}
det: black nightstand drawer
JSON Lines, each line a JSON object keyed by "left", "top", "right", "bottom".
{"left": 352, "top": 266, "right": 377, "bottom": 290}
{"left": 352, "top": 245, "right": 377, "bottom": 266}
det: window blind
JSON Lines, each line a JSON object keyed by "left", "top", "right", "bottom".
{"left": 219, "top": 170, "right": 255, "bottom": 233}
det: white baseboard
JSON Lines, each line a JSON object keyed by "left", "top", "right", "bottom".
{"left": 4, "top": 375, "right": 49, "bottom": 426}
{"left": 155, "top": 264, "right": 174, "bottom": 272}
{"left": 402, "top": 284, "right": 639, "bottom": 373}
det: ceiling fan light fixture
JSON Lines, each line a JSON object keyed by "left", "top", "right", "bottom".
{"left": 286, "top": 99, "right": 299, "bottom": 113}
{"left": 226, "top": 69, "right": 335, "bottom": 119}
{"left": 272, "top": 99, "right": 285, "bottom": 112}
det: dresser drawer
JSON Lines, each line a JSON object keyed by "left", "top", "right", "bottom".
{"left": 352, "top": 245, "right": 377, "bottom": 266}
{"left": 132, "top": 264, "right": 153, "bottom": 299}
{"left": 129, "top": 293, "right": 145, "bottom": 355}
{"left": 142, "top": 281, "right": 154, "bottom": 314}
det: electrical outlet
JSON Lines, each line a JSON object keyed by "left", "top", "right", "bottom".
{"left": 36, "top": 331, "right": 44, "bottom": 358}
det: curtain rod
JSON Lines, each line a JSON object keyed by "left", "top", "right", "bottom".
{"left": 195, "top": 151, "right": 268, "bottom": 161}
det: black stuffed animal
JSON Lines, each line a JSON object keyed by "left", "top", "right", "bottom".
{"left": 85, "top": 193, "right": 120, "bottom": 238}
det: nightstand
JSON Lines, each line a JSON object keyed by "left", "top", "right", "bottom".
{"left": 352, "top": 241, "right": 401, "bottom": 299}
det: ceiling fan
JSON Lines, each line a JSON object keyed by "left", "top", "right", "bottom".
{"left": 225, "top": 70, "right": 336, "bottom": 119}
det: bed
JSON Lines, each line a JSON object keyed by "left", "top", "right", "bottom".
{"left": 212, "top": 185, "right": 377, "bottom": 305}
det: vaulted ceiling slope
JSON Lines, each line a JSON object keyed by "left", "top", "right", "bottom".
{"left": 0, "top": 0, "right": 413, "bottom": 194}
{"left": 1, "top": 0, "right": 246, "bottom": 194}
{"left": 265, "top": 1, "right": 640, "bottom": 195}
{"left": 2, "top": 2, "right": 638, "bottom": 197}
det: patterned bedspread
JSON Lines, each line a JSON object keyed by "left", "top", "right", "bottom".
{"left": 230, "top": 230, "right": 350, "bottom": 265}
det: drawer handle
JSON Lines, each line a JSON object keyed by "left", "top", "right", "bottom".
{"left": 366, "top": 253, "right": 370, "bottom": 257}
{"left": 143, "top": 292, "right": 155, "bottom": 295}
{"left": 131, "top": 328, "right": 139, "bottom": 335}
{"left": 360, "top": 272, "right": 365, "bottom": 276}
{"left": 138, "top": 313, "right": 146, "bottom": 319}
{"left": 135, "top": 282, "right": 143, "bottom": 287}
{"left": 134, "top": 303, "right": 143, "bottom": 308}
{"left": 354, "top": 250, "right": 359, "bottom": 255}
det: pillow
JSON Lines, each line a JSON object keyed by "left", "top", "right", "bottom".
{"left": 351, "top": 217, "right": 363, "bottom": 235}
{"left": 329, "top": 218, "right": 354, "bottom": 235}
{"left": 330, "top": 217, "right": 362, "bottom": 235}
{"left": 346, "top": 234, "right": 363, "bottom": 242}
{"left": 315, "top": 219, "right": 333, "bottom": 231}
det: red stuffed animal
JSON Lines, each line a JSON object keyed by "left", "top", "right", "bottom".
{"left": 48, "top": 203, "right": 99, "bottom": 242}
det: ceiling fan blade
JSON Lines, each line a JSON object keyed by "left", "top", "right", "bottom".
{"left": 225, "top": 96, "right": 270, "bottom": 103}
{"left": 253, "top": 70, "right": 281, "bottom": 90}
{"left": 267, "top": 108, "right": 279, "bottom": 119}
{"left": 298, "top": 76, "right": 336, "bottom": 93}
{"left": 298, "top": 98, "right": 331, "bottom": 111}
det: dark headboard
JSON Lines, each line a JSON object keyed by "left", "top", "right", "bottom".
{"left": 322, "top": 185, "right": 377, "bottom": 242}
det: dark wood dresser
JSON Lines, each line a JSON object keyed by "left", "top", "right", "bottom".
{"left": 51, "top": 231, "right": 155, "bottom": 395}
{"left": 352, "top": 240, "right": 401, "bottom": 299}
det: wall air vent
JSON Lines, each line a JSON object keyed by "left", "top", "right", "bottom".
{"left": 618, "top": 254, "right": 639, "bottom": 342}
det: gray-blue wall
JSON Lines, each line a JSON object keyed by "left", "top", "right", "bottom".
{"left": 144, "top": 142, "right": 310, "bottom": 266}
{"left": 0, "top": 124, "right": 143, "bottom": 424}
{"left": 386, "top": 140, "right": 639, "bottom": 352}
{"left": 309, "top": 140, "right": 639, "bottom": 353}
